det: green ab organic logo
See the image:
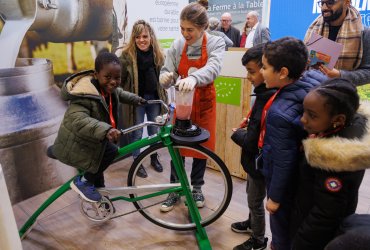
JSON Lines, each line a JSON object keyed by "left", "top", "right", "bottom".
{"left": 214, "top": 77, "right": 241, "bottom": 106}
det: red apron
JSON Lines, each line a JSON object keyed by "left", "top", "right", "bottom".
{"left": 177, "top": 34, "right": 216, "bottom": 158}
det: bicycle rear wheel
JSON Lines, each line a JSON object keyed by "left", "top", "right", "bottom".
{"left": 127, "top": 142, "right": 232, "bottom": 231}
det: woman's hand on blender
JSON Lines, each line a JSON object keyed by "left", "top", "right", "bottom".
{"left": 175, "top": 76, "right": 197, "bottom": 92}
{"left": 159, "top": 72, "right": 174, "bottom": 88}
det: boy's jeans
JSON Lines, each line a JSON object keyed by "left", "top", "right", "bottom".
{"left": 246, "top": 176, "right": 266, "bottom": 243}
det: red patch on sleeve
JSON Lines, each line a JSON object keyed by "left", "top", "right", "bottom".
{"left": 325, "top": 177, "right": 342, "bottom": 192}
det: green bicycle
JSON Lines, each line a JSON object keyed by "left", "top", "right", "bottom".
{"left": 19, "top": 100, "right": 233, "bottom": 249}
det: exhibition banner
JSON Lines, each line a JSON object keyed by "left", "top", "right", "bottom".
{"left": 126, "top": 0, "right": 188, "bottom": 48}
{"left": 190, "top": 0, "right": 264, "bottom": 31}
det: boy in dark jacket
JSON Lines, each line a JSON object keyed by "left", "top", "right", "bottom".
{"left": 259, "top": 37, "right": 327, "bottom": 250}
{"left": 231, "top": 44, "right": 276, "bottom": 250}
{"left": 52, "top": 52, "right": 146, "bottom": 203}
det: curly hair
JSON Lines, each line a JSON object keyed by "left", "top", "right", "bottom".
{"left": 95, "top": 52, "right": 121, "bottom": 72}
{"left": 263, "top": 37, "right": 308, "bottom": 80}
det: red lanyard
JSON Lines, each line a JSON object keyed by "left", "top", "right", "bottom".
{"left": 258, "top": 88, "right": 282, "bottom": 149}
{"left": 240, "top": 103, "right": 255, "bottom": 128}
{"left": 101, "top": 90, "right": 116, "bottom": 129}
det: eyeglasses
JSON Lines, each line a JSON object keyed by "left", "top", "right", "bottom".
{"left": 221, "top": 20, "right": 231, "bottom": 22}
{"left": 317, "top": 0, "right": 340, "bottom": 8}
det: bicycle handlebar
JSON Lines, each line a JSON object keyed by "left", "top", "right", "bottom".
{"left": 120, "top": 100, "right": 170, "bottom": 135}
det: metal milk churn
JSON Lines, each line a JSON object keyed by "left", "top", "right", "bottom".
{"left": 0, "top": 0, "right": 115, "bottom": 204}
{"left": 0, "top": 59, "right": 75, "bottom": 204}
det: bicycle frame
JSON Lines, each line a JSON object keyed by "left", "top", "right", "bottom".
{"left": 18, "top": 100, "right": 212, "bottom": 249}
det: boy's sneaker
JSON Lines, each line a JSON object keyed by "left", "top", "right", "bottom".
{"left": 70, "top": 176, "right": 102, "bottom": 202}
{"left": 233, "top": 237, "right": 268, "bottom": 250}
{"left": 192, "top": 189, "right": 205, "bottom": 208}
{"left": 160, "top": 193, "right": 180, "bottom": 212}
{"left": 231, "top": 219, "right": 253, "bottom": 234}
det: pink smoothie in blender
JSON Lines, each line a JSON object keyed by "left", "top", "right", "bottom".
{"left": 173, "top": 88, "right": 201, "bottom": 137}
{"left": 176, "top": 105, "right": 193, "bottom": 120}
{"left": 175, "top": 88, "right": 194, "bottom": 120}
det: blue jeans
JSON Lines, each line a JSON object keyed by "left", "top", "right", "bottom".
{"left": 267, "top": 180, "right": 294, "bottom": 250}
{"left": 247, "top": 176, "right": 266, "bottom": 243}
{"left": 131, "top": 94, "right": 160, "bottom": 158}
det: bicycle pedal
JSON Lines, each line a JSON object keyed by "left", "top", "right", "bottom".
{"left": 79, "top": 196, "right": 114, "bottom": 222}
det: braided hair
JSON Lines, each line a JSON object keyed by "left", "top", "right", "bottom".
{"left": 313, "top": 78, "right": 359, "bottom": 126}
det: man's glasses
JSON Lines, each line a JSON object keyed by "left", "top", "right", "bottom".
{"left": 221, "top": 20, "right": 231, "bottom": 22}
{"left": 317, "top": 0, "right": 339, "bottom": 8}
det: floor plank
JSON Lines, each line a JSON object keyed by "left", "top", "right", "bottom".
{"left": 13, "top": 158, "right": 370, "bottom": 249}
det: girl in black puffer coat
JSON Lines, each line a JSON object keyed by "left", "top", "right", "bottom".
{"left": 291, "top": 78, "right": 370, "bottom": 250}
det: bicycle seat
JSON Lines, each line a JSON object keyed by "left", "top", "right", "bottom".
{"left": 46, "top": 145, "right": 57, "bottom": 159}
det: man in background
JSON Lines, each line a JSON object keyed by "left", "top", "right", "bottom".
{"left": 218, "top": 12, "right": 241, "bottom": 47}
{"left": 244, "top": 11, "right": 270, "bottom": 49}
{"left": 304, "top": 0, "right": 370, "bottom": 86}
{"left": 208, "top": 17, "right": 233, "bottom": 50}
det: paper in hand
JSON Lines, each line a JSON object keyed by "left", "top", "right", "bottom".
{"left": 306, "top": 33, "right": 343, "bottom": 70}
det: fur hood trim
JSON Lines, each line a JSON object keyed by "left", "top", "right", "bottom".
{"left": 303, "top": 103, "right": 370, "bottom": 172}
{"left": 65, "top": 70, "right": 99, "bottom": 97}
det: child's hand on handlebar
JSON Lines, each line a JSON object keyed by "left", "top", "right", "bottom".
{"left": 138, "top": 97, "right": 147, "bottom": 105}
{"left": 106, "top": 128, "right": 121, "bottom": 143}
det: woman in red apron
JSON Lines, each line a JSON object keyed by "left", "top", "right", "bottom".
{"left": 159, "top": 2, "right": 226, "bottom": 212}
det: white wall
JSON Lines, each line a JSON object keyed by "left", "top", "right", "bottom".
{"left": 0, "top": 165, "right": 22, "bottom": 250}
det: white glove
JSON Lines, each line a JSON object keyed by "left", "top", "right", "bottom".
{"left": 159, "top": 72, "right": 174, "bottom": 88}
{"left": 175, "top": 77, "right": 197, "bottom": 92}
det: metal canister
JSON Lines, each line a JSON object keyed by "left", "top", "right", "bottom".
{"left": 0, "top": 58, "right": 76, "bottom": 204}
{"left": 31, "top": 0, "right": 113, "bottom": 42}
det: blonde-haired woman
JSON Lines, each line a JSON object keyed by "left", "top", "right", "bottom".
{"left": 120, "top": 20, "right": 167, "bottom": 178}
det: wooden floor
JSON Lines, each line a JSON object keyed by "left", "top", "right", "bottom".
{"left": 13, "top": 157, "right": 370, "bottom": 250}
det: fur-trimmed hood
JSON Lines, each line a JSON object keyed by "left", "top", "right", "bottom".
{"left": 303, "top": 103, "right": 370, "bottom": 172}
{"left": 61, "top": 70, "right": 100, "bottom": 101}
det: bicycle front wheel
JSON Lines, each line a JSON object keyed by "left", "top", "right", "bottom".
{"left": 127, "top": 142, "right": 232, "bottom": 231}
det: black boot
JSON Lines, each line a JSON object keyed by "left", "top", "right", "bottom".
{"left": 151, "top": 153, "right": 163, "bottom": 172}
{"left": 136, "top": 165, "right": 148, "bottom": 178}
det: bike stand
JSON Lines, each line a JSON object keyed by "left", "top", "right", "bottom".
{"left": 18, "top": 177, "right": 75, "bottom": 239}
{"left": 188, "top": 201, "right": 212, "bottom": 250}
{"left": 166, "top": 144, "right": 213, "bottom": 250}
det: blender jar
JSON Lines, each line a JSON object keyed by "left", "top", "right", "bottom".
{"left": 175, "top": 88, "right": 195, "bottom": 120}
